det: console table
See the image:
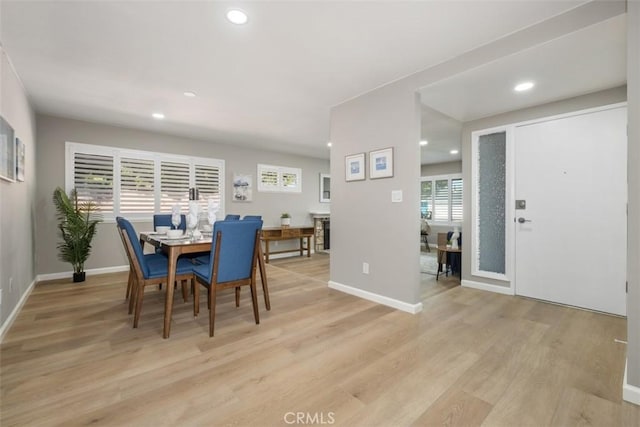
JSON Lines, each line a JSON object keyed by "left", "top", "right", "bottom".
{"left": 261, "top": 226, "right": 314, "bottom": 263}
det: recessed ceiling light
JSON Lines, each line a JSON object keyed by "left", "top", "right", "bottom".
{"left": 514, "top": 81, "right": 535, "bottom": 92}
{"left": 226, "top": 9, "right": 248, "bottom": 25}
{"left": 152, "top": 113, "right": 165, "bottom": 120}
{"left": 420, "top": 140, "right": 428, "bottom": 146}
{"left": 327, "top": 142, "right": 332, "bottom": 148}
{"left": 183, "top": 91, "right": 196, "bottom": 97}
{"left": 450, "top": 149, "right": 459, "bottom": 155}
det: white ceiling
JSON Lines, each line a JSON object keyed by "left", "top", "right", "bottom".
{"left": 419, "top": 14, "right": 626, "bottom": 165}
{"left": 0, "top": 1, "right": 587, "bottom": 160}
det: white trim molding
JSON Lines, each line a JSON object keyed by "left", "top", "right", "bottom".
{"left": 624, "top": 359, "right": 640, "bottom": 406}
{"left": 0, "top": 278, "right": 36, "bottom": 343}
{"left": 37, "top": 265, "right": 130, "bottom": 282}
{"left": 462, "top": 279, "right": 515, "bottom": 296}
{"left": 328, "top": 281, "right": 423, "bottom": 314}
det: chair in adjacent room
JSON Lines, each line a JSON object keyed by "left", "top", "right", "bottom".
{"left": 224, "top": 214, "right": 241, "bottom": 220}
{"left": 117, "top": 217, "right": 195, "bottom": 328}
{"left": 192, "top": 219, "right": 263, "bottom": 337}
{"left": 420, "top": 218, "right": 431, "bottom": 252}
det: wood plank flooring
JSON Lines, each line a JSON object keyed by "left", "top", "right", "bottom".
{"left": 1, "top": 252, "right": 639, "bottom": 426}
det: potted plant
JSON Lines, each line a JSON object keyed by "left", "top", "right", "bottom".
{"left": 281, "top": 213, "right": 291, "bottom": 227}
{"left": 53, "top": 187, "right": 102, "bottom": 282}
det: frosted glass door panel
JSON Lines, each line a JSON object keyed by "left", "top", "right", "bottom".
{"left": 477, "top": 132, "right": 506, "bottom": 275}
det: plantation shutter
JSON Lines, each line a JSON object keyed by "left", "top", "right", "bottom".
{"left": 451, "top": 178, "right": 463, "bottom": 222}
{"left": 195, "top": 163, "right": 222, "bottom": 212}
{"left": 160, "top": 161, "right": 190, "bottom": 212}
{"left": 73, "top": 151, "right": 114, "bottom": 213}
{"left": 420, "top": 180, "right": 433, "bottom": 219}
{"left": 120, "top": 157, "right": 155, "bottom": 214}
{"left": 433, "top": 179, "right": 449, "bottom": 221}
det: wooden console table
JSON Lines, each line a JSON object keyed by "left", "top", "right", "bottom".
{"left": 261, "top": 226, "right": 314, "bottom": 263}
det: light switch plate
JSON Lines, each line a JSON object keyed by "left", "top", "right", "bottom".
{"left": 392, "top": 190, "right": 403, "bottom": 203}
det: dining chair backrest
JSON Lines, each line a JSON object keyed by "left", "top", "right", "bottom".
{"left": 224, "top": 214, "right": 241, "bottom": 220}
{"left": 207, "top": 219, "right": 263, "bottom": 283}
{"left": 117, "top": 217, "right": 150, "bottom": 278}
{"left": 153, "top": 214, "right": 187, "bottom": 231}
{"left": 242, "top": 215, "right": 262, "bottom": 221}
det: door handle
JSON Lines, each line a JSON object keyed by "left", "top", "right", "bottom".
{"left": 517, "top": 217, "right": 532, "bottom": 223}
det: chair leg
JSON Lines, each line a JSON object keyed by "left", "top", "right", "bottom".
{"left": 133, "top": 284, "right": 145, "bottom": 328}
{"left": 193, "top": 279, "right": 199, "bottom": 317}
{"left": 181, "top": 280, "right": 188, "bottom": 302}
{"left": 250, "top": 281, "right": 260, "bottom": 325}
{"left": 257, "top": 254, "right": 270, "bottom": 310}
{"left": 209, "top": 285, "right": 217, "bottom": 337}
{"left": 128, "top": 277, "right": 139, "bottom": 314}
{"left": 125, "top": 270, "right": 133, "bottom": 299}
{"left": 235, "top": 287, "right": 240, "bottom": 307}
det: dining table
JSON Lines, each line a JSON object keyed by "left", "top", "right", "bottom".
{"left": 140, "top": 231, "right": 270, "bottom": 338}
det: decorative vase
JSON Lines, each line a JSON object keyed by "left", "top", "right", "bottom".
{"left": 73, "top": 272, "right": 86, "bottom": 283}
{"left": 281, "top": 217, "right": 291, "bottom": 227}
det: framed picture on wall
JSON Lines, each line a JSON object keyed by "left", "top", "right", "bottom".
{"left": 0, "top": 115, "right": 16, "bottom": 182}
{"left": 369, "top": 147, "right": 393, "bottom": 179}
{"left": 345, "top": 153, "right": 365, "bottom": 182}
{"left": 16, "top": 137, "right": 25, "bottom": 182}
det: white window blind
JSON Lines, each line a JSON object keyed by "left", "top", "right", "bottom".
{"left": 451, "top": 178, "right": 463, "bottom": 222}
{"left": 160, "top": 161, "right": 190, "bottom": 213}
{"left": 195, "top": 163, "right": 222, "bottom": 212}
{"left": 420, "top": 173, "right": 463, "bottom": 224}
{"left": 120, "top": 157, "right": 154, "bottom": 214}
{"left": 73, "top": 151, "right": 114, "bottom": 212}
{"left": 434, "top": 179, "right": 449, "bottom": 221}
{"left": 66, "top": 142, "right": 225, "bottom": 220}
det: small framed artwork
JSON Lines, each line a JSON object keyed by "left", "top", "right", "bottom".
{"left": 369, "top": 147, "right": 394, "bottom": 179}
{"left": 0, "top": 115, "right": 16, "bottom": 182}
{"left": 345, "top": 153, "right": 365, "bottom": 182}
{"left": 16, "top": 137, "right": 25, "bottom": 182}
{"left": 232, "top": 173, "right": 253, "bottom": 202}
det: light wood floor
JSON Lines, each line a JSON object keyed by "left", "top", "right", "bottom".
{"left": 2, "top": 253, "right": 639, "bottom": 426}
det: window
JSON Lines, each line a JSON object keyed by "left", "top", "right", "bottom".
{"left": 257, "top": 164, "right": 302, "bottom": 193}
{"left": 66, "top": 142, "right": 225, "bottom": 220}
{"left": 420, "top": 174, "right": 463, "bottom": 224}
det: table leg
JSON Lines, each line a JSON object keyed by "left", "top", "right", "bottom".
{"left": 264, "top": 240, "right": 270, "bottom": 263}
{"left": 307, "top": 236, "right": 311, "bottom": 257}
{"left": 299, "top": 238, "right": 303, "bottom": 257}
{"left": 163, "top": 247, "right": 178, "bottom": 339}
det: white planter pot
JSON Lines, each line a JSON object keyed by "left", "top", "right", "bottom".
{"left": 281, "top": 218, "right": 291, "bottom": 226}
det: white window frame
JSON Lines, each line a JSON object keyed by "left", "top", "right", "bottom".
{"left": 65, "top": 142, "right": 225, "bottom": 222}
{"left": 420, "top": 173, "right": 463, "bottom": 226}
{"left": 257, "top": 163, "right": 302, "bottom": 193}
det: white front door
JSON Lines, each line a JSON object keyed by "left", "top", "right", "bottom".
{"left": 514, "top": 106, "right": 627, "bottom": 315}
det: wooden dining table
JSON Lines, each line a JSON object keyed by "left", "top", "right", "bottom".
{"left": 140, "top": 231, "right": 270, "bottom": 338}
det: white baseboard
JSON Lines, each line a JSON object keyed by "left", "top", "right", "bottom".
{"left": 328, "top": 280, "right": 423, "bottom": 314}
{"left": 37, "top": 265, "right": 129, "bottom": 282}
{"left": 624, "top": 359, "right": 640, "bottom": 406}
{"left": 461, "top": 279, "right": 515, "bottom": 295}
{"left": 0, "top": 278, "right": 36, "bottom": 343}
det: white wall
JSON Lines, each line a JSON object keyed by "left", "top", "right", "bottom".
{"left": 35, "top": 114, "right": 329, "bottom": 276}
{"left": 0, "top": 46, "right": 37, "bottom": 332}
{"left": 330, "top": 85, "right": 422, "bottom": 309}
{"left": 626, "top": 0, "right": 640, "bottom": 391}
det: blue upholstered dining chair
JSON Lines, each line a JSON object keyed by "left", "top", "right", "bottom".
{"left": 153, "top": 213, "right": 186, "bottom": 231}
{"left": 224, "top": 214, "right": 241, "bottom": 220}
{"left": 242, "top": 215, "right": 262, "bottom": 221}
{"left": 117, "top": 217, "right": 196, "bottom": 328}
{"left": 192, "top": 219, "right": 263, "bottom": 337}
